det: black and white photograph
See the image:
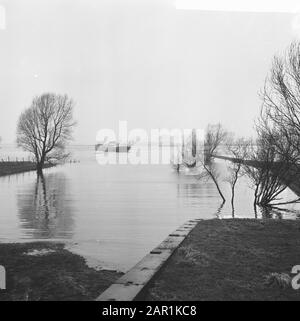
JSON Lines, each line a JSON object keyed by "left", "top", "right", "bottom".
{"left": 1, "top": 0, "right": 300, "bottom": 308}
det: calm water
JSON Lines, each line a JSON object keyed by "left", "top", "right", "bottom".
{"left": 0, "top": 145, "right": 299, "bottom": 271}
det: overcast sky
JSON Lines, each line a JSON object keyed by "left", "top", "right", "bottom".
{"left": 0, "top": 0, "right": 299, "bottom": 144}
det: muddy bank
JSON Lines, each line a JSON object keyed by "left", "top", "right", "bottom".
{"left": 0, "top": 242, "right": 123, "bottom": 301}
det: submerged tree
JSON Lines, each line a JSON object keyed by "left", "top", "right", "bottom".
{"left": 225, "top": 137, "right": 250, "bottom": 212}
{"left": 201, "top": 161, "right": 226, "bottom": 203}
{"left": 261, "top": 42, "right": 300, "bottom": 165}
{"left": 244, "top": 133, "right": 300, "bottom": 207}
{"left": 196, "top": 124, "right": 228, "bottom": 204}
{"left": 245, "top": 42, "right": 300, "bottom": 207}
{"left": 204, "top": 123, "right": 228, "bottom": 164}
{"left": 17, "top": 93, "right": 76, "bottom": 173}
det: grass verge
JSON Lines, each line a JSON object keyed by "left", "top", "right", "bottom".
{"left": 142, "top": 219, "right": 300, "bottom": 301}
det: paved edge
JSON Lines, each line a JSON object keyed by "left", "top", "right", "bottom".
{"left": 95, "top": 219, "right": 202, "bottom": 301}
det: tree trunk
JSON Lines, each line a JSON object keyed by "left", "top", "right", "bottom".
{"left": 210, "top": 173, "right": 226, "bottom": 203}
{"left": 36, "top": 157, "right": 45, "bottom": 173}
{"left": 203, "top": 164, "right": 226, "bottom": 203}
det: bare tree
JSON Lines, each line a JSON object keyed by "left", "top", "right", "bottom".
{"left": 196, "top": 124, "right": 228, "bottom": 204}
{"left": 261, "top": 42, "right": 300, "bottom": 165}
{"left": 247, "top": 42, "right": 300, "bottom": 207}
{"left": 201, "top": 161, "right": 226, "bottom": 203}
{"left": 244, "top": 133, "right": 300, "bottom": 207}
{"left": 225, "top": 137, "right": 250, "bottom": 211}
{"left": 204, "top": 123, "right": 228, "bottom": 163}
{"left": 17, "top": 93, "right": 76, "bottom": 172}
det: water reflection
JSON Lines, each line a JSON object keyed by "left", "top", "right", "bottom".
{"left": 1, "top": 145, "right": 300, "bottom": 272}
{"left": 258, "top": 205, "right": 300, "bottom": 220}
{"left": 17, "top": 172, "right": 74, "bottom": 239}
{"left": 231, "top": 203, "right": 235, "bottom": 218}
{"left": 216, "top": 202, "right": 225, "bottom": 218}
{"left": 253, "top": 204, "right": 258, "bottom": 219}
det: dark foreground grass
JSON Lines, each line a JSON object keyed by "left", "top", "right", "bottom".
{"left": 0, "top": 242, "right": 123, "bottom": 301}
{"left": 0, "top": 162, "right": 54, "bottom": 176}
{"left": 142, "top": 219, "right": 300, "bottom": 301}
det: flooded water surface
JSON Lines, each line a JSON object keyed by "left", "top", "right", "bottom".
{"left": 0, "top": 145, "right": 299, "bottom": 271}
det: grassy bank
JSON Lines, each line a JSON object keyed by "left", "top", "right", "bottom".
{"left": 0, "top": 242, "right": 123, "bottom": 301}
{"left": 142, "top": 219, "right": 300, "bottom": 301}
{"left": 0, "top": 162, "right": 54, "bottom": 176}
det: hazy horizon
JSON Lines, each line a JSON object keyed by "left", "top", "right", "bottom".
{"left": 0, "top": 0, "right": 299, "bottom": 145}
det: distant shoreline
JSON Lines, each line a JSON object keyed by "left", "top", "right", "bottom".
{"left": 0, "top": 162, "right": 55, "bottom": 177}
